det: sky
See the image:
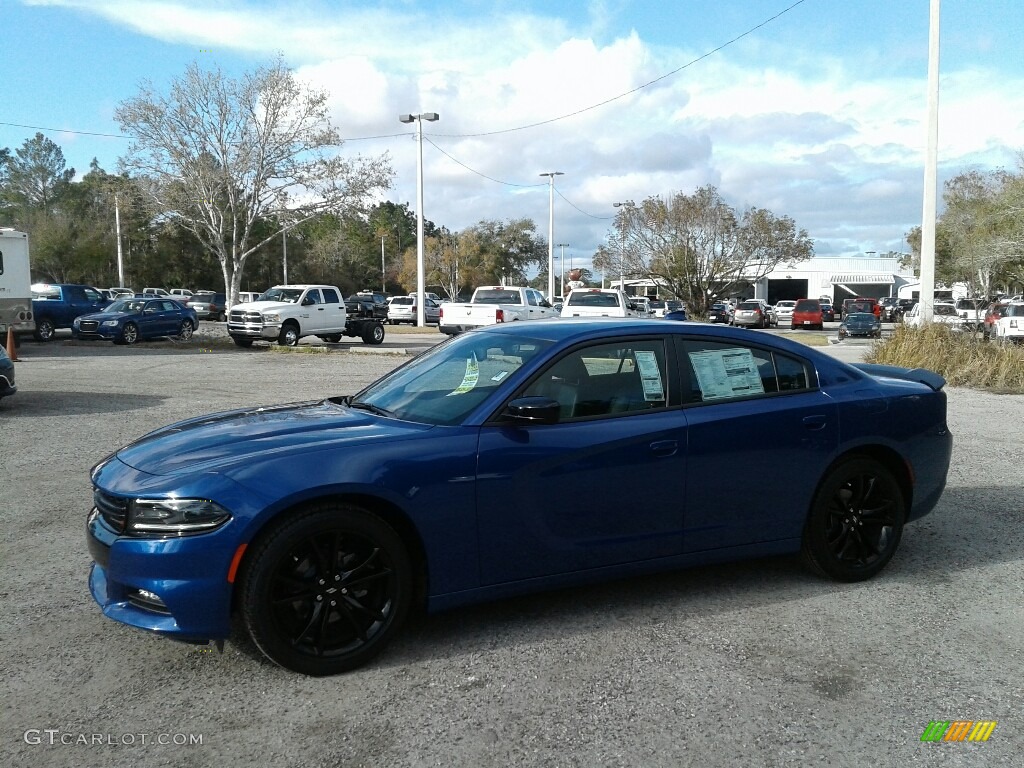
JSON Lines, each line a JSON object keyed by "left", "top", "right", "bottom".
{"left": 3, "top": 0, "right": 1023, "bottom": 278}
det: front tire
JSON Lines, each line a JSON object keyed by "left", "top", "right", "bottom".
{"left": 121, "top": 322, "right": 139, "bottom": 345}
{"left": 239, "top": 504, "right": 413, "bottom": 676}
{"left": 278, "top": 322, "right": 300, "bottom": 347}
{"left": 232, "top": 336, "right": 253, "bottom": 348}
{"left": 801, "top": 458, "right": 905, "bottom": 582}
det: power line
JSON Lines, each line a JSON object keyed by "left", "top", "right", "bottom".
{"left": 0, "top": 1, "right": 808, "bottom": 144}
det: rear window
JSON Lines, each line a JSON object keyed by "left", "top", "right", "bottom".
{"left": 474, "top": 289, "right": 522, "bottom": 304}
{"left": 738, "top": 302, "right": 761, "bottom": 310}
{"left": 391, "top": 297, "right": 414, "bottom": 306}
{"left": 32, "top": 286, "right": 62, "bottom": 300}
{"left": 794, "top": 299, "right": 820, "bottom": 311}
{"left": 567, "top": 292, "right": 621, "bottom": 308}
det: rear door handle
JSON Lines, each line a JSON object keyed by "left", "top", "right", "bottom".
{"left": 802, "top": 415, "right": 827, "bottom": 431}
{"left": 650, "top": 439, "right": 678, "bottom": 457}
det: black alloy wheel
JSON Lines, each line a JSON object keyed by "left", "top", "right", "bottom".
{"left": 240, "top": 504, "right": 413, "bottom": 676}
{"left": 801, "top": 457, "right": 905, "bottom": 582}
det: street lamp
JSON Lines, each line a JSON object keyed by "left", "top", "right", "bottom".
{"left": 613, "top": 201, "right": 630, "bottom": 293}
{"left": 557, "top": 243, "right": 569, "bottom": 296}
{"left": 539, "top": 172, "right": 564, "bottom": 301}
{"left": 400, "top": 111, "right": 439, "bottom": 326}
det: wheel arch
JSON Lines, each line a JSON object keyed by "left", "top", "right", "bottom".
{"left": 817, "top": 445, "right": 913, "bottom": 512}
{"left": 231, "top": 492, "right": 430, "bottom": 614}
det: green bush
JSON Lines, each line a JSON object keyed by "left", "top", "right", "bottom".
{"left": 866, "top": 324, "right": 1024, "bottom": 391}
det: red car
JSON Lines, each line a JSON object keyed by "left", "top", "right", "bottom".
{"left": 791, "top": 298, "right": 824, "bottom": 330}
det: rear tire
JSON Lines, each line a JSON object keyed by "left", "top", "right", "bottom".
{"left": 362, "top": 323, "right": 385, "bottom": 345}
{"left": 801, "top": 458, "right": 905, "bottom": 582}
{"left": 34, "top": 318, "right": 56, "bottom": 342}
{"left": 178, "top": 320, "right": 194, "bottom": 341}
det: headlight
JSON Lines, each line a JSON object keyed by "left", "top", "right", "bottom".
{"left": 262, "top": 313, "right": 280, "bottom": 324}
{"left": 126, "top": 498, "right": 232, "bottom": 537}
{"left": 102, "top": 320, "right": 120, "bottom": 327}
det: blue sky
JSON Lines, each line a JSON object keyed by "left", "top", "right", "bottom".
{"left": 3, "top": 0, "right": 1023, "bottom": 274}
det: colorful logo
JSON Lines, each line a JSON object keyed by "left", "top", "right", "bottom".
{"left": 920, "top": 721, "right": 997, "bottom": 742}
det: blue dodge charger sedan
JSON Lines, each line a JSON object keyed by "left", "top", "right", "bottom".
{"left": 87, "top": 319, "right": 952, "bottom": 675}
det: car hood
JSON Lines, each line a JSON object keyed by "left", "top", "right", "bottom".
{"left": 232, "top": 300, "right": 295, "bottom": 312}
{"left": 77, "top": 309, "right": 137, "bottom": 322}
{"left": 115, "top": 399, "right": 432, "bottom": 476}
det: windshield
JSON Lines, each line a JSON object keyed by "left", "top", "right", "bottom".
{"left": 846, "top": 313, "right": 875, "bottom": 322}
{"left": 346, "top": 331, "right": 552, "bottom": 425}
{"left": 108, "top": 299, "right": 145, "bottom": 312}
{"left": 258, "top": 287, "right": 303, "bottom": 303}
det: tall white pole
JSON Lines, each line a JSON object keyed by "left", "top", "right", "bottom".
{"left": 114, "top": 193, "right": 124, "bottom": 287}
{"left": 539, "top": 172, "right": 563, "bottom": 301}
{"left": 381, "top": 236, "right": 386, "bottom": 293}
{"left": 920, "top": 0, "right": 941, "bottom": 323}
{"left": 559, "top": 243, "right": 566, "bottom": 296}
{"left": 282, "top": 230, "right": 288, "bottom": 284}
{"left": 415, "top": 118, "right": 426, "bottom": 326}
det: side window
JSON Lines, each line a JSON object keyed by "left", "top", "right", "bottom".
{"left": 67, "top": 286, "right": 86, "bottom": 302}
{"left": 162, "top": 300, "right": 178, "bottom": 312}
{"left": 305, "top": 289, "right": 323, "bottom": 304}
{"left": 84, "top": 287, "right": 102, "bottom": 303}
{"left": 679, "top": 339, "right": 814, "bottom": 403}
{"left": 522, "top": 340, "right": 669, "bottom": 419}
{"left": 322, "top": 288, "right": 340, "bottom": 304}
{"left": 526, "top": 290, "right": 539, "bottom": 306}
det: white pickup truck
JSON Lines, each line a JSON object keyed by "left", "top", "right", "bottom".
{"left": 439, "top": 286, "right": 559, "bottom": 335}
{"left": 226, "top": 284, "right": 385, "bottom": 347}
{"left": 560, "top": 288, "right": 639, "bottom": 318}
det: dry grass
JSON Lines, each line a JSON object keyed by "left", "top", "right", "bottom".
{"left": 866, "top": 324, "right": 1024, "bottom": 391}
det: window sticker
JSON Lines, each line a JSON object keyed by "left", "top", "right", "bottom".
{"left": 689, "top": 348, "right": 765, "bottom": 400}
{"left": 491, "top": 370, "right": 510, "bottom": 382}
{"left": 447, "top": 353, "right": 480, "bottom": 396}
{"left": 634, "top": 350, "right": 665, "bottom": 401}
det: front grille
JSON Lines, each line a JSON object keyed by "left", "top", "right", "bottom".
{"left": 93, "top": 489, "right": 128, "bottom": 533}
{"left": 229, "top": 310, "right": 262, "bottom": 324}
{"left": 79, "top": 321, "right": 100, "bottom": 332}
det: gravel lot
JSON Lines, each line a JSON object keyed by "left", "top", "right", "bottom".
{"left": 1, "top": 327, "right": 1021, "bottom": 768}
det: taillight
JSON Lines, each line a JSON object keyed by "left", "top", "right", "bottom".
{"left": 439, "top": 307, "right": 444, "bottom": 320}
{"left": 496, "top": 309, "right": 505, "bottom": 323}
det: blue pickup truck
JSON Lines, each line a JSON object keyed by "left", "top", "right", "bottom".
{"left": 31, "top": 283, "right": 111, "bottom": 341}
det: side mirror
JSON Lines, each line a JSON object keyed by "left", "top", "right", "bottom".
{"left": 301, "top": 297, "right": 314, "bottom": 306}
{"left": 539, "top": 300, "right": 552, "bottom": 308}
{"left": 502, "top": 396, "right": 561, "bottom": 425}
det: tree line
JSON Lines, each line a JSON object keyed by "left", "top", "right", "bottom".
{"left": 906, "top": 163, "right": 1024, "bottom": 298}
{"left": 1, "top": 57, "right": 819, "bottom": 310}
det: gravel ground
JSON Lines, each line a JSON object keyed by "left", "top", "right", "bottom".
{"left": 1, "top": 327, "right": 1021, "bottom": 768}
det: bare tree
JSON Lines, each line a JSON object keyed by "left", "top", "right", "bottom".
{"left": 115, "top": 57, "right": 393, "bottom": 304}
{"left": 594, "top": 186, "right": 813, "bottom": 313}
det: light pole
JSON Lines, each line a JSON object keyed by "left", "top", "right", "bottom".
{"left": 539, "top": 172, "right": 564, "bottom": 301}
{"left": 381, "top": 235, "right": 386, "bottom": 294}
{"left": 400, "top": 111, "right": 439, "bottom": 326}
{"left": 613, "top": 201, "right": 629, "bottom": 293}
{"left": 557, "top": 243, "right": 569, "bottom": 295}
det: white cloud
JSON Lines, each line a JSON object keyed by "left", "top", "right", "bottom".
{"left": 24, "top": 0, "right": 1024, "bottom": 265}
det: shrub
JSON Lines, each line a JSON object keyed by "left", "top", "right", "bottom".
{"left": 866, "top": 325, "right": 1024, "bottom": 391}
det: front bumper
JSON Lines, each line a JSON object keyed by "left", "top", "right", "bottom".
{"left": 86, "top": 507, "right": 237, "bottom": 640}
{"left": 226, "top": 321, "right": 280, "bottom": 340}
